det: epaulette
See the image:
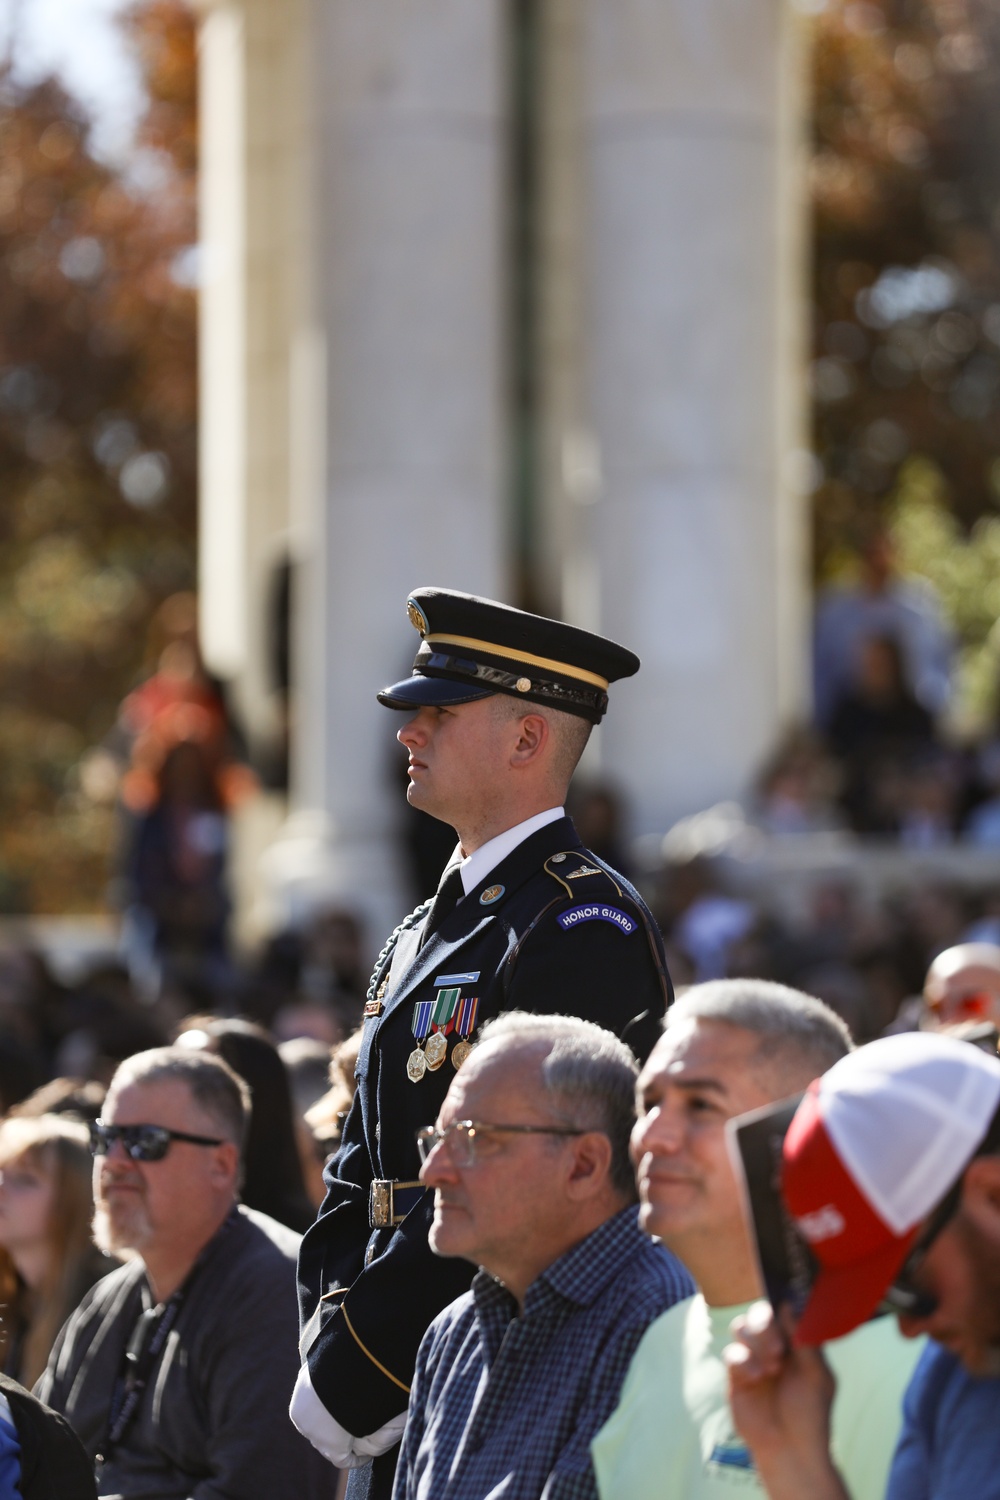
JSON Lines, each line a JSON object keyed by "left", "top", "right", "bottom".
{"left": 363, "top": 899, "right": 433, "bottom": 1011}
{"left": 542, "top": 851, "right": 624, "bottom": 900}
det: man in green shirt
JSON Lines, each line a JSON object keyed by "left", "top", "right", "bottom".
{"left": 592, "top": 979, "right": 923, "bottom": 1500}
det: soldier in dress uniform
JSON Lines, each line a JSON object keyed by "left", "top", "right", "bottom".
{"left": 292, "top": 587, "right": 673, "bottom": 1500}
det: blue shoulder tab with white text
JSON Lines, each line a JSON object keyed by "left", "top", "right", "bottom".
{"left": 557, "top": 903, "right": 637, "bottom": 935}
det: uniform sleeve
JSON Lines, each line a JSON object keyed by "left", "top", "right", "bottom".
{"left": 505, "top": 897, "right": 667, "bottom": 1061}
{"left": 297, "top": 1103, "right": 377, "bottom": 1325}
{"left": 300, "top": 1190, "right": 474, "bottom": 1437}
{"left": 297, "top": 1063, "right": 475, "bottom": 1438}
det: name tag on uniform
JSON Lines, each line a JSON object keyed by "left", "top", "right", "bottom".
{"left": 433, "top": 972, "right": 480, "bottom": 987}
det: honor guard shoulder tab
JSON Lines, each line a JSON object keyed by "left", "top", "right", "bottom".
{"left": 544, "top": 853, "right": 641, "bottom": 937}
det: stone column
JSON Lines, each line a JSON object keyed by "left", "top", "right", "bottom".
{"left": 196, "top": 0, "right": 314, "bottom": 946}
{"left": 538, "top": 0, "right": 811, "bottom": 832}
{"left": 263, "top": 0, "right": 508, "bottom": 939}
{"left": 197, "top": 0, "right": 307, "bottom": 746}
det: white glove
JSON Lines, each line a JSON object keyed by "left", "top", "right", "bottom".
{"left": 289, "top": 1363, "right": 408, "bottom": 1468}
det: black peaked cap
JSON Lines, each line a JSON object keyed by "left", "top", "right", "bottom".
{"left": 377, "top": 587, "right": 640, "bottom": 724}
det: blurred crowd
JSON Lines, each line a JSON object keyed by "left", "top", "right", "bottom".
{"left": 757, "top": 530, "right": 1000, "bottom": 846}
{"left": 650, "top": 856, "right": 1000, "bottom": 1044}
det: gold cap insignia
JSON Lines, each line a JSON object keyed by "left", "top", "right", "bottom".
{"left": 407, "top": 598, "right": 430, "bottom": 635}
{"left": 515, "top": 677, "right": 531, "bottom": 693}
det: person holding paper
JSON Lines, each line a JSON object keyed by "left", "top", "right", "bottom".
{"left": 592, "top": 980, "right": 922, "bottom": 1500}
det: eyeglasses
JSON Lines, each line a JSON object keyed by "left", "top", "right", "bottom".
{"left": 880, "top": 1174, "right": 963, "bottom": 1320}
{"left": 89, "top": 1122, "right": 225, "bottom": 1163}
{"left": 415, "top": 1119, "right": 586, "bottom": 1170}
{"left": 879, "top": 1099, "right": 1000, "bottom": 1321}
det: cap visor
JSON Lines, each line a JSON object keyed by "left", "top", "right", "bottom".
{"left": 376, "top": 674, "right": 494, "bottom": 710}
{"left": 794, "top": 1229, "right": 915, "bottom": 1346}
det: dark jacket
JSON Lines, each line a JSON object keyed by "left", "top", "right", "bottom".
{"left": 3, "top": 1373, "right": 96, "bottom": 1500}
{"left": 297, "top": 816, "right": 670, "bottom": 1474}
{"left": 39, "top": 1208, "right": 337, "bottom": 1499}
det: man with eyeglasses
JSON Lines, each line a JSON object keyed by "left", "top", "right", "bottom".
{"left": 386, "top": 1012, "right": 691, "bottom": 1500}
{"left": 725, "top": 1032, "right": 1000, "bottom": 1500}
{"left": 36, "top": 1048, "right": 337, "bottom": 1499}
{"left": 295, "top": 588, "right": 673, "bottom": 1500}
{"left": 591, "top": 980, "right": 920, "bottom": 1500}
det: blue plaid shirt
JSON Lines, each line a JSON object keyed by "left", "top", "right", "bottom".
{"left": 393, "top": 1206, "right": 694, "bottom": 1500}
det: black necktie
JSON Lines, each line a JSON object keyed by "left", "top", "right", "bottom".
{"left": 421, "top": 863, "right": 465, "bottom": 946}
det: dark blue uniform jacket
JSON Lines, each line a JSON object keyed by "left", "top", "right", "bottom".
{"left": 296, "top": 816, "right": 670, "bottom": 1446}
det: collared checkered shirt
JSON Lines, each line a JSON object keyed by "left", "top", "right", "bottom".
{"left": 394, "top": 1206, "right": 694, "bottom": 1500}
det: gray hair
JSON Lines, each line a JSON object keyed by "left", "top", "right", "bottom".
{"left": 666, "top": 979, "right": 852, "bottom": 1088}
{"left": 475, "top": 1011, "right": 638, "bottom": 1200}
{"left": 107, "top": 1047, "right": 251, "bottom": 1156}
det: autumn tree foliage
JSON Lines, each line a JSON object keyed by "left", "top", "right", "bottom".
{"left": 0, "top": 0, "right": 197, "bottom": 912}
{"left": 811, "top": 0, "right": 1000, "bottom": 568}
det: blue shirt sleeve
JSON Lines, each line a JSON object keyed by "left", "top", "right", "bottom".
{"left": 886, "top": 1341, "right": 1000, "bottom": 1500}
{"left": 0, "top": 1408, "right": 22, "bottom": 1500}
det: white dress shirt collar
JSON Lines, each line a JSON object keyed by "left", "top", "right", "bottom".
{"left": 455, "top": 807, "right": 565, "bottom": 896}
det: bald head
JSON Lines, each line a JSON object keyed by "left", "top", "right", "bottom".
{"left": 924, "top": 943, "right": 1000, "bottom": 1027}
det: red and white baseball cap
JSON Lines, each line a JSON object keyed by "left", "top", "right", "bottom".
{"left": 781, "top": 1032, "right": 1000, "bottom": 1344}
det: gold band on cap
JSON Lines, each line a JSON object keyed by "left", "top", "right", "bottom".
{"left": 424, "top": 634, "right": 610, "bottom": 691}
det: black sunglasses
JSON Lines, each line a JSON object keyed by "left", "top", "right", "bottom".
{"left": 89, "top": 1121, "right": 225, "bottom": 1162}
{"left": 880, "top": 1099, "right": 1000, "bottom": 1320}
{"left": 880, "top": 1175, "right": 963, "bottom": 1319}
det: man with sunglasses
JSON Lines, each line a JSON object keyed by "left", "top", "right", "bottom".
{"left": 725, "top": 1031, "right": 1000, "bottom": 1500}
{"left": 36, "top": 1048, "right": 337, "bottom": 1499}
{"left": 386, "top": 1012, "right": 692, "bottom": 1500}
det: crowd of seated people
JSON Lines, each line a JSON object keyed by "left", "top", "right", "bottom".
{"left": 0, "top": 911, "right": 991, "bottom": 1499}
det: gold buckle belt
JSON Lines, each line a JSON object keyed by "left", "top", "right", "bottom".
{"left": 369, "top": 1179, "right": 424, "bottom": 1229}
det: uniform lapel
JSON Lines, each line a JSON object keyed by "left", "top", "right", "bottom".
{"left": 379, "top": 912, "right": 495, "bottom": 1023}
{"left": 379, "top": 816, "right": 583, "bottom": 1023}
{"left": 387, "top": 923, "right": 422, "bottom": 993}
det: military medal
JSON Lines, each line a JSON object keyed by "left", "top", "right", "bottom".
{"left": 424, "top": 1032, "right": 448, "bottom": 1070}
{"left": 425, "top": 987, "right": 460, "bottom": 1071}
{"left": 408, "top": 999, "right": 434, "bottom": 1083}
{"left": 451, "top": 995, "right": 480, "bottom": 1070}
{"left": 406, "top": 1051, "right": 427, "bottom": 1082}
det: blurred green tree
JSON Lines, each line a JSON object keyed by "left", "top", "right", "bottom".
{"left": 0, "top": 0, "right": 197, "bottom": 912}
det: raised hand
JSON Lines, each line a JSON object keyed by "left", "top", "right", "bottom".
{"left": 723, "top": 1300, "right": 850, "bottom": 1500}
